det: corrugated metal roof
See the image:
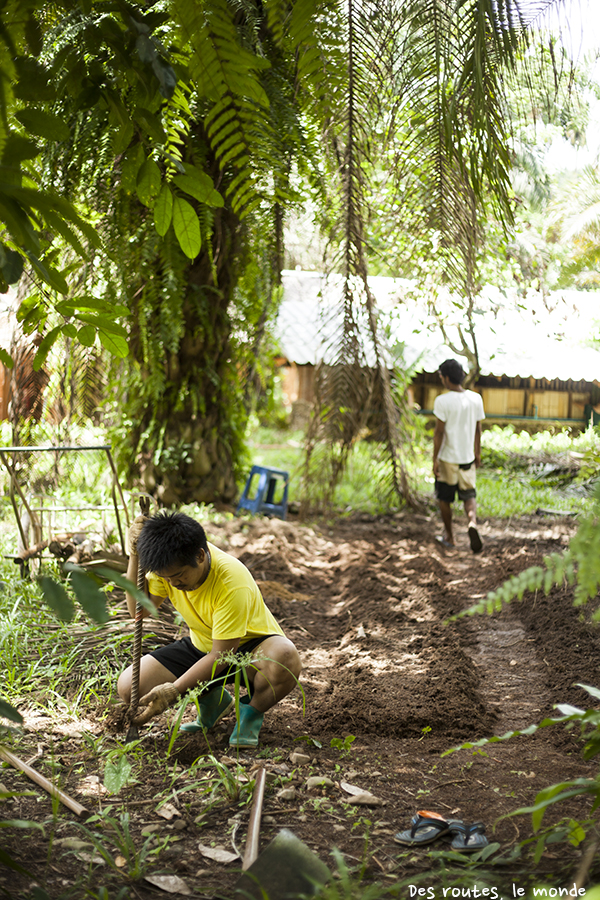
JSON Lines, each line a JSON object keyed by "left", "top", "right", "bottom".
{"left": 277, "top": 271, "right": 600, "bottom": 383}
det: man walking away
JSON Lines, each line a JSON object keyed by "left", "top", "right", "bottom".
{"left": 432, "top": 358, "right": 485, "bottom": 553}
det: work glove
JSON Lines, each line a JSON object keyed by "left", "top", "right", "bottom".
{"left": 132, "top": 683, "right": 180, "bottom": 725}
{"left": 127, "top": 514, "right": 149, "bottom": 556}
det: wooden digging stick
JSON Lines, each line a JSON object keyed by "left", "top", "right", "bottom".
{"left": 0, "top": 746, "right": 87, "bottom": 817}
{"left": 126, "top": 497, "right": 151, "bottom": 738}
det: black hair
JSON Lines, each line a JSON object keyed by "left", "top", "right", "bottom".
{"left": 439, "top": 358, "right": 465, "bottom": 385}
{"left": 136, "top": 512, "right": 208, "bottom": 572}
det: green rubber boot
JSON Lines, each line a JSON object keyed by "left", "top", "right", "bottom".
{"left": 229, "top": 703, "right": 264, "bottom": 748}
{"left": 180, "top": 687, "right": 234, "bottom": 733}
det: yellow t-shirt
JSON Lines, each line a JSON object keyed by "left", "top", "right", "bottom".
{"left": 146, "top": 542, "right": 284, "bottom": 652}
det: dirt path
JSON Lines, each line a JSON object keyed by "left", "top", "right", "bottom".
{"left": 2, "top": 512, "right": 600, "bottom": 898}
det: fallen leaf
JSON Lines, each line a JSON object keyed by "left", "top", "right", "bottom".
{"left": 219, "top": 755, "right": 239, "bottom": 766}
{"left": 74, "top": 851, "right": 106, "bottom": 866}
{"left": 347, "top": 792, "right": 386, "bottom": 806}
{"left": 115, "top": 855, "right": 127, "bottom": 868}
{"left": 305, "top": 775, "right": 334, "bottom": 789}
{"left": 156, "top": 802, "right": 180, "bottom": 820}
{"left": 144, "top": 874, "right": 192, "bottom": 895}
{"left": 340, "top": 781, "right": 365, "bottom": 796}
{"left": 56, "top": 838, "right": 93, "bottom": 851}
{"left": 198, "top": 842, "right": 239, "bottom": 864}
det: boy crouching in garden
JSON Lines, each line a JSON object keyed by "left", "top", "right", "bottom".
{"left": 117, "top": 512, "right": 302, "bottom": 748}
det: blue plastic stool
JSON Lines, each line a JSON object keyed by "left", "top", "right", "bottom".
{"left": 237, "top": 465, "right": 289, "bottom": 520}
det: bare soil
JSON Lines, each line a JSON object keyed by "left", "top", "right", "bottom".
{"left": 1, "top": 511, "right": 600, "bottom": 899}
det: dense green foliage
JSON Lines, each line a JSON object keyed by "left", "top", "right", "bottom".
{"left": 2, "top": 0, "right": 586, "bottom": 511}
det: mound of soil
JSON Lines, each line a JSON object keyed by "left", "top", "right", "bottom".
{"left": 2, "top": 512, "right": 599, "bottom": 898}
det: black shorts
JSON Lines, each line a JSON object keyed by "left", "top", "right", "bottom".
{"left": 149, "top": 634, "right": 277, "bottom": 686}
{"left": 434, "top": 480, "right": 477, "bottom": 503}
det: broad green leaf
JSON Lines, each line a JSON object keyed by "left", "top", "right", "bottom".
{"left": 95, "top": 568, "right": 157, "bottom": 615}
{"left": 27, "top": 254, "right": 69, "bottom": 294}
{"left": 1, "top": 134, "right": 39, "bottom": 165}
{"left": 0, "top": 698, "right": 22, "bottom": 724}
{"left": 182, "top": 164, "right": 224, "bottom": 207}
{"left": 14, "top": 57, "right": 54, "bottom": 102}
{"left": 112, "top": 121, "right": 134, "bottom": 156}
{"left": 136, "top": 34, "right": 156, "bottom": 64}
{"left": 0, "top": 197, "right": 40, "bottom": 253}
{"left": 133, "top": 107, "right": 166, "bottom": 144}
{"left": 15, "top": 109, "right": 70, "bottom": 142}
{"left": 43, "top": 210, "right": 86, "bottom": 258}
{"left": 25, "top": 12, "right": 43, "bottom": 55}
{"left": 577, "top": 683, "right": 600, "bottom": 702}
{"left": 104, "top": 756, "right": 133, "bottom": 794}
{"left": 172, "top": 196, "right": 201, "bottom": 259}
{"left": 69, "top": 568, "right": 109, "bottom": 623}
{"left": 77, "top": 324, "right": 96, "bottom": 347}
{"left": 152, "top": 58, "right": 178, "bottom": 99}
{"left": 98, "top": 330, "right": 128, "bottom": 358}
{"left": 173, "top": 174, "right": 223, "bottom": 207}
{"left": 154, "top": 183, "right": 173, "bottom": 236}
{"left": 555, "top": 703, "right": 584, "bottom": 717}
{"left": 0, "top": 246, "right": 23, "bottom": 284}
{"left": 106, "top": 93, "right": 130, "bottom": 129}
{"left": 120, "top": 144, "right": 145, "bottom": 194}
{"left": 136, "top": 158, "right": 162, "bottom": 207}
{"left": 0, "top": 347, "right": 13, "bottom": 369}
{"left": 57, "top": 296, "right": 128, "bottom": 317}
{"left": 74, "top": 313, "right": 126, "bottom": 336}
{"left": 32, "top": 325, "right": 61, "bottom": 371}
{"left": 38, "top": 575, "right": 75, "bottom": 622}
{"left": 16, "top": 292, "right": 44, "bottom": 329}
{"left": 62, "top": 324, "right": 77, "bottom": 338}
{"left": 568, "top": 819, "right": 586, "bottom": 847}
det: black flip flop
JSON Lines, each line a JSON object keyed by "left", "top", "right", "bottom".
{"left": 449, "top": 821, "right": 489, "bottom": 852}
{"left": 394, "top": 812, "right": 462, "bottom": 846}
{"left": 468, "top": 525, "right": 483, "bottom": 553}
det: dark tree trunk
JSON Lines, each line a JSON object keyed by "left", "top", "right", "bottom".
{"left": 128, "top": 205, "right": 246, "bottom": 507}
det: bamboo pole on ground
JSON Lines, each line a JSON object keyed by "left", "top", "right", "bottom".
{"left": 0, "top": 746, "right": 88, "bottom": 817}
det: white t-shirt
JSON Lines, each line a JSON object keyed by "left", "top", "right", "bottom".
{"left": 433, "top": 389, "right": 485, "bottom": 464}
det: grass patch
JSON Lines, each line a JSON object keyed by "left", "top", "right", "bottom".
{"left": 475, "top": 471, "right": 586, "bottom": 517}
{"left": 245, "top": 421, "right": 598, "bottom": 517}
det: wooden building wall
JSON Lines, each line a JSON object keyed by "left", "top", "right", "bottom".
{"left": 280, "top": 362, "right": 598, "bottom": 427}
{"left": 413, "top": 371, "right": 598, "bottom": 424}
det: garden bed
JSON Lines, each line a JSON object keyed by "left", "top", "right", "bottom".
{"left": 1, "top": 511, "right": 599, "bottom": 899}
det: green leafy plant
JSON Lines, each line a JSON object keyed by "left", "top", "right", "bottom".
{"left": 77, "top": 810, "right": 170, "bottom": 880}
{"left": 418, "top": 725, "right": 432, "bottom": 741}
{"left": 330, "top": 734, "right": 356, "bottom": 757}
{"left": 103, "top": 753, "right": 136, "bottom": 795}
{"left": 295, "top": 734, "right": 323, "bottom": 749}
